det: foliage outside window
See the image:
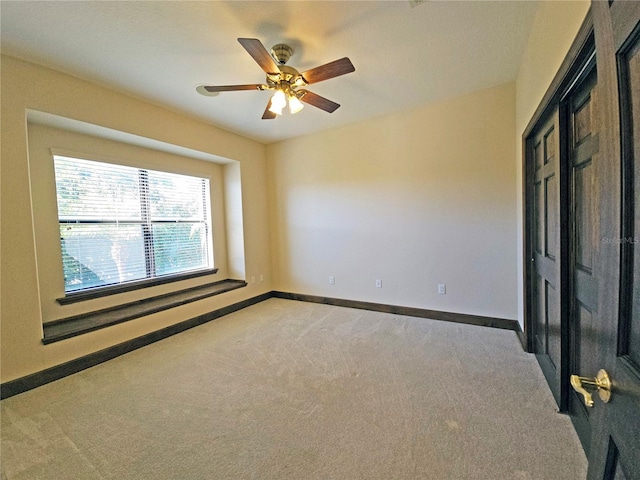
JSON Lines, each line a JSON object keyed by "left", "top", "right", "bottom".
{"left": 54, "top": 155, "right": 213, "bottom": 293}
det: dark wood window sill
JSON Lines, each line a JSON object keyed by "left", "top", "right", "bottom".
{"left": 43, "top": 279, "right": 247, "bottom": 344}
{"left": 57, "top": 268, "right": 219, "bottom": 305}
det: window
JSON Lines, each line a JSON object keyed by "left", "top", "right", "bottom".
{"left": 54, "top": 155, "right": 213, "bottom": 293}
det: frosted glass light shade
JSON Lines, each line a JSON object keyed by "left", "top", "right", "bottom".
{"left": 269, "top": 90, "right": 286, "bottom": 115}
{"left": 289, "top": 95, "right": 304, "bottom": 114}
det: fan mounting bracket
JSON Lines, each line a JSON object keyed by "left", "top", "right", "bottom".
{"left": 270, "top": 44, "right": 293, "bottom": 65}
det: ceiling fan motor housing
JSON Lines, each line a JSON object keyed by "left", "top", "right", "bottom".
{"left": 271, "top": 44, "right": 293, "bottom": 65}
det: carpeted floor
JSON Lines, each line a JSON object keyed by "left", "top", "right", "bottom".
{"left": 1, "top": 298, "right": 587, "bottom": 479}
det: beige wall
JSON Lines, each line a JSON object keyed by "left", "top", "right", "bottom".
{"left": 514, "top": 1, "right": 590, "bottom": 327}
{"left": 267, "top": 82, "right": 518, "bottom": 320}
{"left": 1, "top": 56, "right": 271, "bottom": 383}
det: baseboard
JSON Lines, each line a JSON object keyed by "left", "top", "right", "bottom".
{"left": 272, "top": 291, "right": 521, "bottom": 332}
{"left": 516, "top": 328, "right": 527, "bottom": 351}
{"left": 1, "top": 290, "right": 522, "bottom": 399}
{"left": 0, "top": 292, "right": 272, "bottom": 400}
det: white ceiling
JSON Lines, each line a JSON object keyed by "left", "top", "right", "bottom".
{"left": 1, "top": 0, "right": 539, "bottom": 144}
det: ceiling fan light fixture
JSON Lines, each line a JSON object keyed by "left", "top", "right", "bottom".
{"left": 268, "top": 103, "right": 283, "bottom": 116}
{"left": 269, "top": 89, "right": 287, "bottom": 115}
{"left": 289, "top": 94, "right": 304, "bottom": 114}
{"left": 200, "top": 38, "right": 355, "bottom": 119}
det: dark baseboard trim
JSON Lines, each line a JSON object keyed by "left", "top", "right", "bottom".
{"left": 516, "top": 329, "right": 527, "bottom": 351}
{"left": 272, "top": 291, "right": 521, "bottom": 332}
{"left": 1, "top": 292, "right": 272, "bottom": 400}
{"left": 1, "top": 291, "right": 522, "bottom": 400}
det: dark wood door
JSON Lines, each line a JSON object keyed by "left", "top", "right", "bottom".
{"left": 567, "top": 65, "right": 600, "bottom": 454}
{"left": 526, "top": 47, "right": 602, "bottom": 455}
{"left": 585, "top": 2, "right": 640, "bottom": 478}
{"left": 530, "top": 111, "right": 563, "bottom": 406}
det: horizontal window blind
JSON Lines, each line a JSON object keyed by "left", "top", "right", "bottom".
{"left": 54, "top": 155, "right": 213, "bottom": 293}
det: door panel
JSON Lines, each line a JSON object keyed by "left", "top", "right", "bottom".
{"left": 574, "top": 162, "right": 594, "bottom": 270}
{"left": 546, "top": 174, "right": 559, "bottom": 257}
{"left": 547, "top": 282, "right": 561, "bottom": 366}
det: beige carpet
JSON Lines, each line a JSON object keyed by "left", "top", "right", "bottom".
{"left": 1, "top": 298, "right": 587, "bottom": 479}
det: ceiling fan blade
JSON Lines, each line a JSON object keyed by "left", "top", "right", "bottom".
{"left": 298, "top": 90, "right": 341, "bottom": 113}
{"left": 301, "top": 57, "right": 355, "bottom": 85}
{"left": 203, "top": 84, "right": 265, "bottom": 92}
{"left": 238, "top": 38, "right": 281, "bottom": 74}
{"left": 262, "top": 99, "right": 277, "bottom": 119}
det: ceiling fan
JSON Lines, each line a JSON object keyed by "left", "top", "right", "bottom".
{"left": 199, "top": 38, "right": 355, "bottom": 119}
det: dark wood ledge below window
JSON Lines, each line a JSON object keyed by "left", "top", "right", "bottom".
{"left": 57, "top": 268, "right": 219, "bottom": 305}
{"left": 42, "top": 279, "right": 247, "bottom": 344}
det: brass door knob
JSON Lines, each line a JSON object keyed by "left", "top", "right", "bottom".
{"left": 570, "top": 369, "right": 612, "bottom": 407}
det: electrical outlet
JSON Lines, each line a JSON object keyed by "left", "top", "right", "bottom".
{"left": 251, "top": 276, "right": 256, "bottom": 284}
{"left": 329, "top": 275, "right": 335, "bottom": 285}
{"left": 438, "top": 284, "right": 446, "bottom": 295}
{"left": 259, "top": 274, "right": 264, "bottom": 282}
{"left": 376, "top": 279, "right": 382, "bottom": 288}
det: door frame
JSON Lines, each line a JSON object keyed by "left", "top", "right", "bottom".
{"left": 522, "top": 10, "right": 595, "bottom": 414}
